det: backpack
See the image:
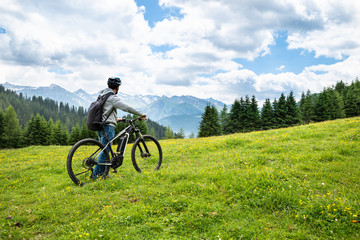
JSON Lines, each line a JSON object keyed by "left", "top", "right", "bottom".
{"left": 86, "top": 92, "right": 115, "bottom": 131}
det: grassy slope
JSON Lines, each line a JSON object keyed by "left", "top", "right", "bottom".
{"left": 1, "top": 117, "right": 360, "bottom": 239}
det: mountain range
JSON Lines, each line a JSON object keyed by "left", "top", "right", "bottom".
{"left": 2, "top": 82, "right": 225, "bottom": 136}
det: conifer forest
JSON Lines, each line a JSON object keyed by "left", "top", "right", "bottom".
{"left": 198, "top": 79, "right": 360, "bottom": 137}
{"left": 0, "top": 85, "right": 167, "bottom": 148}
{"left": 1, "top": 78, "right": 359, "bottom": 148}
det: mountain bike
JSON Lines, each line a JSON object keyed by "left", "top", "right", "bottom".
{"left": 67, "top": 117, "right": 163, "bottom": 186}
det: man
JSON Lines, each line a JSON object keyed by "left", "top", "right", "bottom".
{"left": 92, "top": 77, "right": 146, "bottom": 180}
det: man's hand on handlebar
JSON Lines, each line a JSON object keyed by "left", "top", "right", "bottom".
{"left": 117, "top": 115, "right": 147, "bottom": 123}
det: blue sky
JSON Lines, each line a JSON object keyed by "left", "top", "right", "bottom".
{"left": 135, "top": 0, "right": 183, "bottom": 27}
{"left": 233, "top": 30, "right": 345, "bottom": 75}
{"left": 0, "top": 0, "right": 359, "bottom": 104}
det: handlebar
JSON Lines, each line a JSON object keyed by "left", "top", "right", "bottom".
{"left": 118, "top": 117, "right": 145, "bottom": 124}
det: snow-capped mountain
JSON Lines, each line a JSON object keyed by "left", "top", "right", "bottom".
{"left": 2, "top": 82, "right": 226, "bottom": 136}
{"left": 73, "top": 89, "right": 97, "bottom": 105}
{"left": 117, "top": 92, "right": 161, "bottom": 109}
{"left": 3, "top": 82, "right": 92, "bottom": 108}
{"left": 140, "top": 95, "right": 224, "bottom": 121}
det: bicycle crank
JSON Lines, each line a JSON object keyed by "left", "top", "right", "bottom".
{"left": 111, "top": 155, "right": 123, "bottom": 170}
{"left": 82, "top": 157, "right": 95, "bottom": 169}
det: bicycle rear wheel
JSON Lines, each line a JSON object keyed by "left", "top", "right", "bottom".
{"left": 67, "top": 138, "right": 110, "bottom": 186}
{"left": 131, "top": 135, "right": 162, "bottom": 173}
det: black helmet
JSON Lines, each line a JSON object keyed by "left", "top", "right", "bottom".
{"left": 108, "top": 77, "right": 122, "bottom": 89}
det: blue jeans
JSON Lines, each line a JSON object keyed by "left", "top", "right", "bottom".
{"left": 92, "top": 125, "right": 115, "bottom": 180}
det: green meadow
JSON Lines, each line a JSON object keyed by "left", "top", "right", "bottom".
{"left": 1, "top": 117, "right": 360, "bottom": 239}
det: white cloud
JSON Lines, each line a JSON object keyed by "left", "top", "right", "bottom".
{"left": 0, "top": 0, "right": 359, "bottom": 105}
{"left": 276, "top": 65, "right": 285, "bottom": 71}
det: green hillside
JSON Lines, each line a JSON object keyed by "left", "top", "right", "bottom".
{"left": 1, "top": 117, "right": 359, "bottom": 239}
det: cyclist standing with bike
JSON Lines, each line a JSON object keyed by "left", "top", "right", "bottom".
{"left": 93, "top": 77, "right": 147, "bottom": 180}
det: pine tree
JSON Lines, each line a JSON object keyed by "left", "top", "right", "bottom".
{"left": 165, "top": 126, "right": 174, "bottom": 139}
{"left": 260, "top": 99, "right": 273, "bottom": 130}
{"left": 329, "top": 90, "right": 345, "bottom": 119}
{"left": 241, "top": 96, "right": 252, "bottom": 132}
{"left": 49, "top": 119, "right": 69, "bottom": 145}
{"left": 273, "top": 94, "right": 287, "bottom": 128}
{"left": 344, "top": 91, "right": 358, "bottom": 117}
{"left": 334, "top": 80, "right": 347, "bottom": 96}
{"left": 286, "top": 91, "right": 300, "bottom": 126}
{"left": 198, "top": 105, "right": 211, "bottom": 137}
{"left": 314, "top": 90, "right": 330, "bottom": 121}
{"left": 3, "top": 105, "right": 21, "bottom": 148}
{"left": 176, "top": 128, "right": 185, "bottom": 139}
{"left": 149, "top": 128, "right": 156, "bottom": 137}
{"left": 80, "top": 121, "right": 88, "bottom": 140}
{"left": 210, "top": 105, "right": 222, "bottom": 136}
{"left": 80, "top": 118, "right": 95, "bottom": 140}
{"left": 60, "top": 128, "right": 69, "bottom": 145}
{"left": 344, "top": 79, "right": 360, "bottom": 117}
{"left": 219, "top": 104, "right": 229, "bottom": 134}
{"left": 228, "top": 99, "right": 242, "bottom": 134}
{"left": 272, "top": 98, "right": 278, "bottom": 126}
{"left": 249, "top": 95, "right": 260, "bottom": 131}
{"left": 47, "top": 117, "right": 57, "bottom": 145}
{"left": 314, "top": 88, "right": 345, "bottom": 121}
{"left": 38, "top": 114, "right": 49, "bottom": 145}
{"left": 69, "top": 124, "right": 81, "bottom": 145}
{"left": 189, "top": 132, "right": 195, "bottom": 138}
{"left": 52, "top": 120, "right": 63, "bottom": 145}
{"left": 198, "top": 105, "right": 221, "bottom": 137}
{"left": 23, "top": 115, "right": 34, "bottom": 146}
{"left": 299, "top": 91, "right": 315, "bottom": 124}
{"left": 0, "top": 110, "right": 5, "bottom": 148}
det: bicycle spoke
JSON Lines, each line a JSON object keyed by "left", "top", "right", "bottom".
{"left": 75, "top": 169, "right": 91, "bottom": 176}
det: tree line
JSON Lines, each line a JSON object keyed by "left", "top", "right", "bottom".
{"left": 0, "top": 85, "right": 87, "bottom": 131}
{"left": 0, "top": 85, "right": 170, "bottom": 148}
{"left": 0, "top": 105, "right": 151, "bottom": 148}
{"left": 198, "top": 79, "right": 360, "bottom": 137}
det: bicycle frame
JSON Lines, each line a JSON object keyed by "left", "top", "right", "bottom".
{"left": 96, "top": 120, "right": 143, "bottom": 166}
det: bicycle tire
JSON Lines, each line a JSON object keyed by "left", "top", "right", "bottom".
{"left": 67, "top": 138, "right": 110, "bottom": 186}
{"left": 131, "top": 135, "right": 162, "bottom": 173}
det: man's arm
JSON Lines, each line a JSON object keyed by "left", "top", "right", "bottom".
{"left": 111, "top": 95, "right": 145, "bottom": 117}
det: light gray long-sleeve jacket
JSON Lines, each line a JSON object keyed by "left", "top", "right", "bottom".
{"left": 99, "top": 88, "right": 142, "bottom": 127}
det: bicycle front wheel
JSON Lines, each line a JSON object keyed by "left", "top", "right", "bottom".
{"left": 67, "top": 138, "right": 110, "bottom": 186}
{"left": 131, "top": 135, "right": 162, "bottom": 173}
